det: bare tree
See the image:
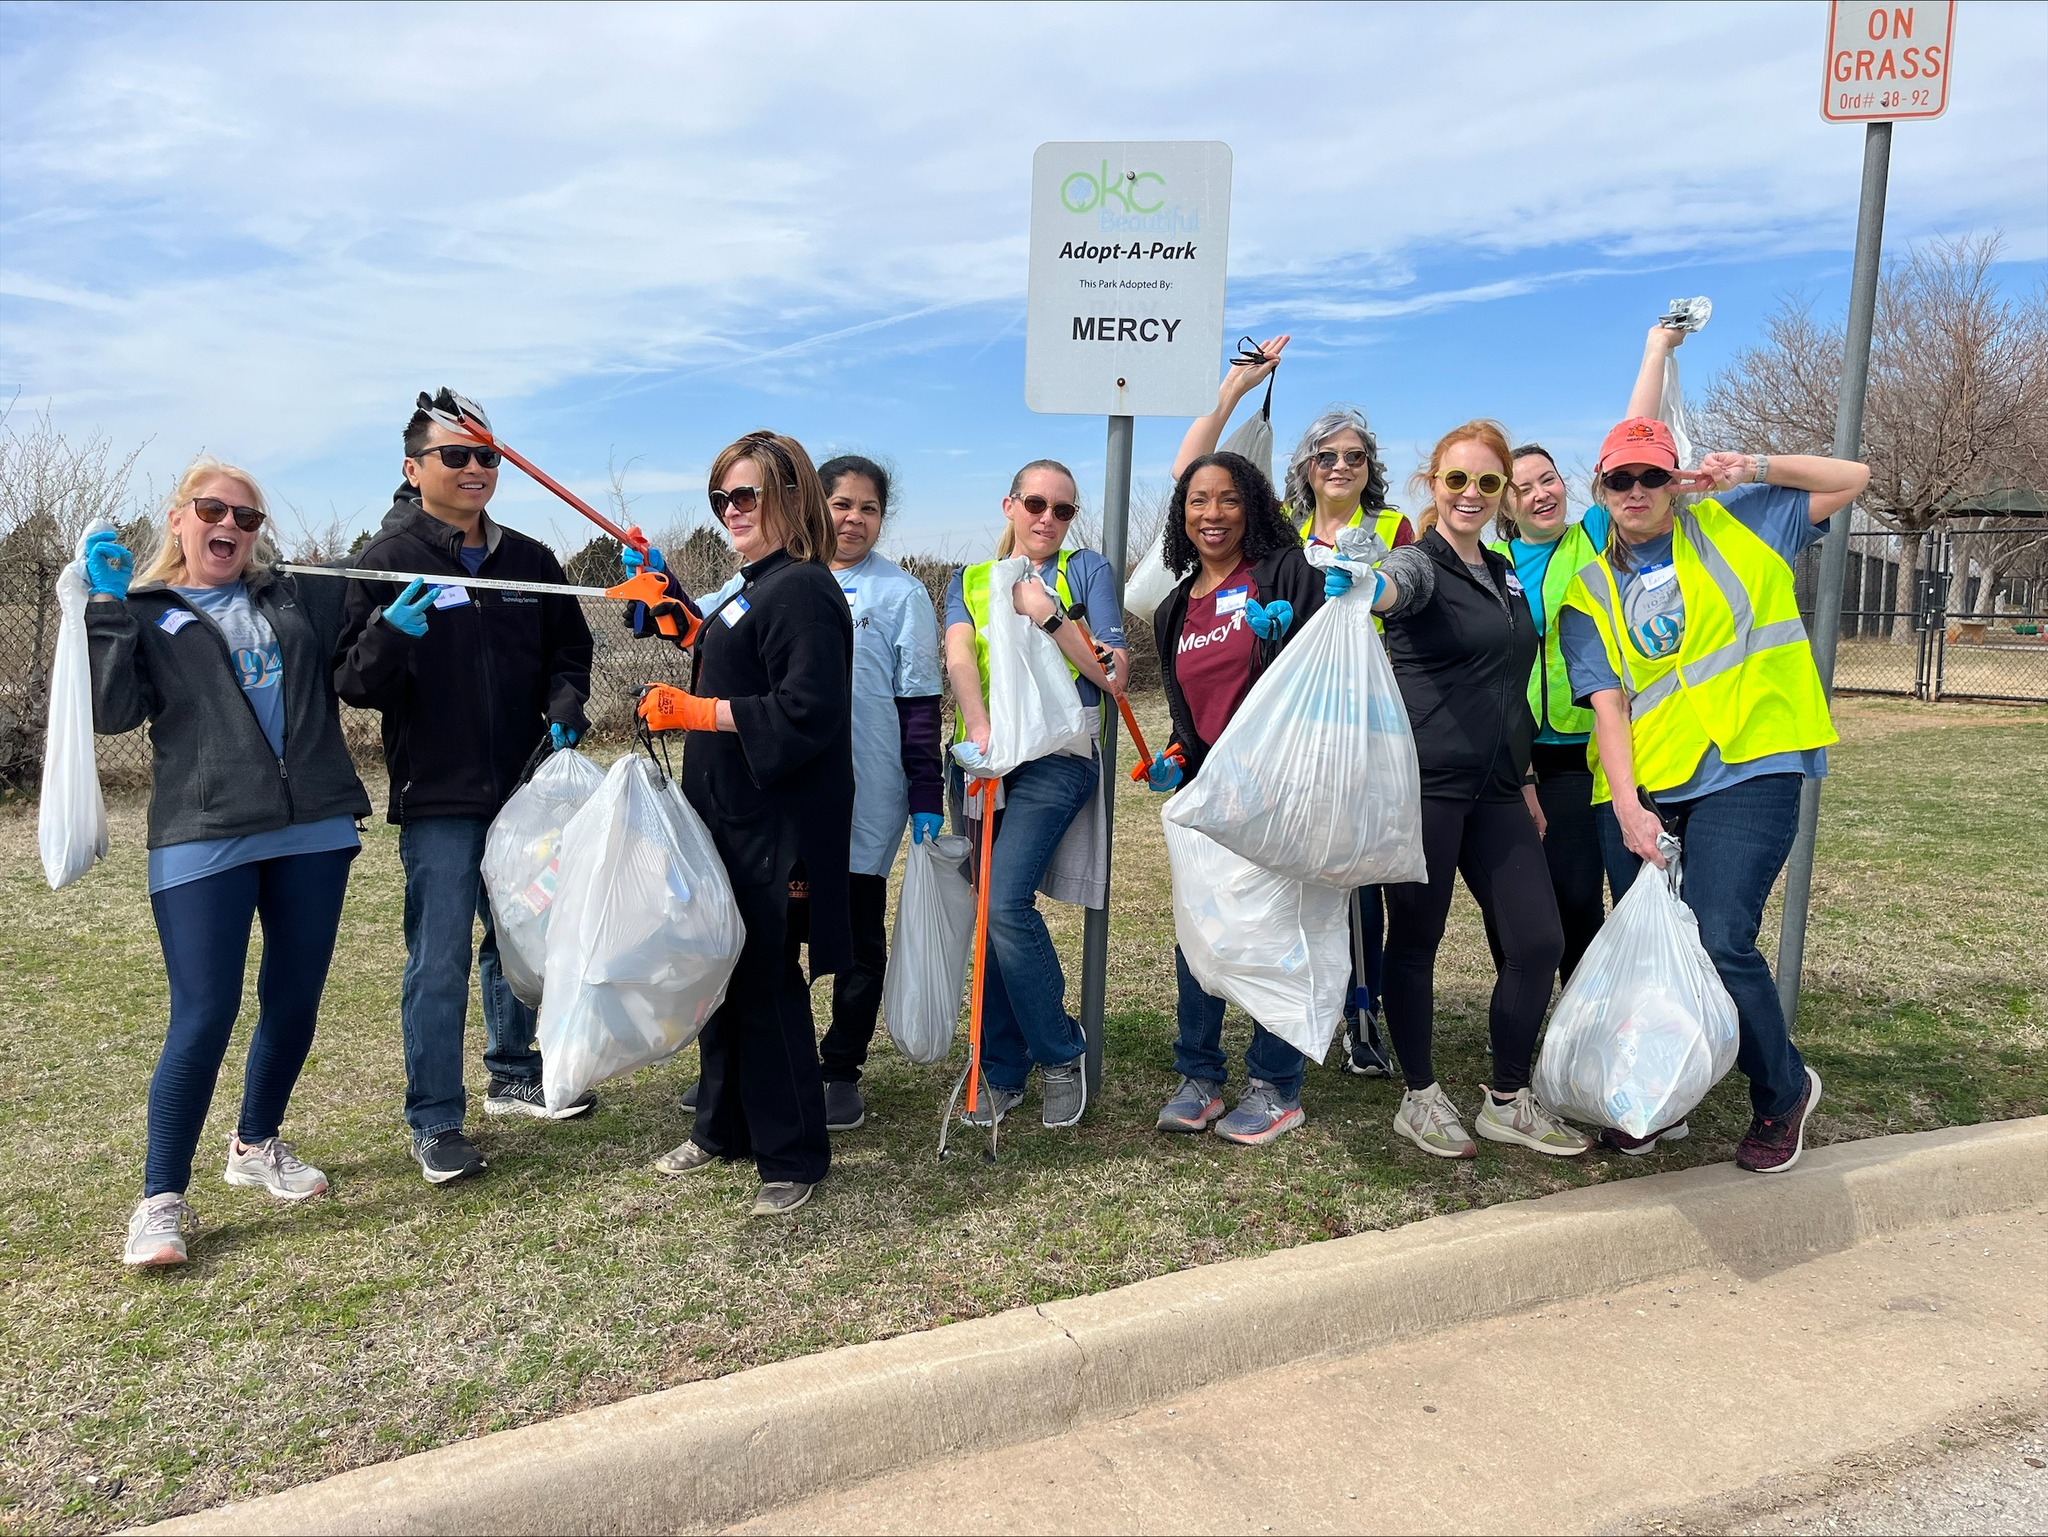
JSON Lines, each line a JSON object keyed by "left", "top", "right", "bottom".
{"left": 1698, "top": 234, "right": 2048, "bottom": 640}
{"left": 0, "top": 402, "right": 148, "bottom": 562}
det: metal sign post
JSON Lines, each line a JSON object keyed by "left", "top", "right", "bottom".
{"left": 1779, "top": 0, "right": 1952, "bottom": 1022}
{"left": 1025, "top": 140, "right": 1232, "bottom": 1095}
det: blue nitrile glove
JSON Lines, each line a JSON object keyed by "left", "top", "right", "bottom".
{"left": 1145, "top": 753, "right": 1183, "bottom": 793}
{"left": 1244, "top": 596, "right": 1294, "bottom": 640}
{"left": 622, "top": 543, "right": 665, "bottom": 575}
{"left": 951, "top": 740, "right": 989, "bottom": 772}
{"left": 911, "top": 812, "right": 945, "bottom": 845}
{"left": 83, "top": 529, "right": 133, "bottom": 599}
{"left": 381, "top": 578, "right": 434, "bottom": 637}
{"left": 1323, "top": 565, "right": 1353, "bottom": 600}
{"left": 550, "top": 722, "right": 579, "bottom": 750}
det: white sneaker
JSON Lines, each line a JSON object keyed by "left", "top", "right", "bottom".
{"left": 1395, "top": 1083, "right": 1477, "bottom": 1159}
{"left": 124, "top": 1192, "right": 195, "bottom": 1267}
{"left": 223, "top": 1135, "right": 330, "bottom": 1199}
{"left": 1474, "top": 1088, "right": 1591, "bottom": 1157}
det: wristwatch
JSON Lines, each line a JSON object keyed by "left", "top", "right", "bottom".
{"left": 1039, "top": 610, "right": 1065, "bottom": 637}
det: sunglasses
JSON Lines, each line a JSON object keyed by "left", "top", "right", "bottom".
{"left": 1438, "top": 469, "right": 1509, "bottom": 497}
{"left": 1313, "top": 448, "right": 1370, "bottom": 472}
{"left": 710, "top": 484, "right": 795, "bottom": 519}
{"left": 1600, "top": 467, "right": 1677, "bottom": 493}
{"left": 1015, "top": 493, "right": 1078, "bottom": 523}
{"left": 190, "top": 497, "right": 266, "bottom": 532}
{"left": 412, "top": 445, "right": 503, "bottom": 470}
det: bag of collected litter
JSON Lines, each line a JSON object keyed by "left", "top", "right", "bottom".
{"left": 536, "top": 755, "right": 745, "bottom": 1111}
{"left": 1122, "top": 534, "right": 1178, "bottom": 626}
{"left": 38, "top": 523, "right": 112, "bottom": 890}
{"left": 1162, "top": 572, "right": 1425, "bottom": 889}
{"left": 482, "top": 747, "right": 607, "bottom": 1006}
{"left": 882, "top": 832, "right": 976, "bottom": 1063}
{"left": 963, "top": 556, "right": 1093, "bottom": 778}
{"left": 1533, "top": 837, "right": 1738, "bottom": 1138}
{"left": 1165, "top": 819, "right": 1350, "bottom": 1063}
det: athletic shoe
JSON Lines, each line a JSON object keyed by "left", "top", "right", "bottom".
{"left": 680, "top": 1080, "right": 700, "bottom": 1114}
{"left": 1040, "top": 1058, "right": 1087, "bottom": 1128}
{"left": 1157, "top": 1076, "right": 1226, "bottom": 1133}
{"left": 223, "top": 1136, "right": 329, "bottom": 1200}
{"left": 752, "top": 1181, "right": 814, "bottom": 1217}
{"left": 1737, "top": 1067, "right": 1823, "bottom": 1175}
{"left": 823, "top": 1080, "right": 865, "bottom": 1132}
{"left": 1213, "top": 1080, "right": 1305, "bottom": 1147}
{"left": 653, "top": 1139, "right": 716, "bottom": 1176}
{"left": 483, "top": 1076, "right": 594, "bottom": 1120}
{"left": 1341, "top": 1012, "right": 1394, "bottom": 1077}
{"left": 1394, "top": 1082, "right": 1478, "bottom": 1160}
{"left": 1597, "top": 1120, "right": 1692, "bottom": 1156}
{"left": 123, "top": 1193, "right": 195, "bottom": 1268}
{"left": 412, "top": 1130, "right": 486, "bottom": 1185}
{"left": 959, "top": 1085, "right": 1023, "bottom": 1129}
{"left": 1474, "top": 1088, "right": 1591, "bottom": 1157}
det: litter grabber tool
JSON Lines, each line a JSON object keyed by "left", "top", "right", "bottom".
{"left": 1061, "top": 602, "right": 1153, "bottom": 772}
{"left": 278, "top": 562, "right": 702, "bottom": 646}
{"left": 1345, "top": 888, "right": 1394, "bottom": 1076}
{"left": 939, "top": 775, "right": 1002, "bottom": 1164}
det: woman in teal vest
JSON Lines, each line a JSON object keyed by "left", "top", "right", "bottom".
{"left": 941, "top": 460, "right": 1126, "bottom": 1134}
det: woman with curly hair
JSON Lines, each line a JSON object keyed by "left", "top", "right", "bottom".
{"left": 1142, "top": 451, "right": 1328, "bottom": 1145}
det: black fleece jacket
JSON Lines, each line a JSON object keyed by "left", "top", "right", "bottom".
{"left": 333, "top": 491, "right": 593, "bottom": 823}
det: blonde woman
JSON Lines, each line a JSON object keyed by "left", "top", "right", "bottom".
{"left": 86, "top": 458, "right": 372, "bottom": 1266}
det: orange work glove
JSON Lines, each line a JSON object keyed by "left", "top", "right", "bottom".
{"left": 637, "top": 684, "right": 720, "bottom": 733}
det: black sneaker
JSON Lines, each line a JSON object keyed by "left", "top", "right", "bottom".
{"left": 680, "top": 1079, "right": 700, "bottom": 1114}
{"left": 823, "top": 1080, "right": 865, "bottom": 1132}
{"left": 484, "top": 1075, "right": 594, "bottom": 1120}
{"left": 413, "top": 1130, "right": 486, "bottom": 1185}
{"left": 1341, "top": 1012, "right": 1393, "bottom": 1077}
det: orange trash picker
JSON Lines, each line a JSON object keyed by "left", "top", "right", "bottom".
{"left": 1062, "top": 602, "right": 1159, "bottom": 778}
{"left": 939, "top": 774, "right": 1002, "bottom": 1162}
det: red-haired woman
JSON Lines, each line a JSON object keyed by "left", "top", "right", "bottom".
{"left": 1330, "top": 421, "right": 1588, "bottom": 1162}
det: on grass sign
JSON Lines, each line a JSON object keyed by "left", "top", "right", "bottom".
{"left": 1822, "top": 1, "right": 1955, "bottom": 122}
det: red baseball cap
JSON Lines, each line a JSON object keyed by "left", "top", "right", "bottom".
{"left": 1597, "top": 417, "right": 1678, "bottom": 473}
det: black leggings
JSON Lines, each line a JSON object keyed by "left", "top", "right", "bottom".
{"left": 1384, "top": 796, "right": 1563, "bottom": 1095}
{"left": 1482, "top": 745, "right": 1611, "bottom": 988}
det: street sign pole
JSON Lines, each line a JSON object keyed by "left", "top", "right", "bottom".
{"left": 1775, "top": 118, "right": 1893, "bottom": 1026}
{"left": 1079, "top": 413, "right": 1135, "bottom": 1096}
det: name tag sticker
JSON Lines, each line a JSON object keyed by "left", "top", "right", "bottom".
{"left": 1639, "top": 565, "right": 1678, "bottom": 592}
{"left": 1214, "top": 585, "right": 1248, "bottom": 615}
{"left": 720, "top": 594, "right": 752, "bottom": 628}
{"left": 1505, "top": 574, "right": 1525, "bottom": 595}
{"left": 158, "top": 611, "right": 196, "bottom": 635}
{"left": 431, "top": 585, "right": 471, "bottom": 609}
{"left": 840, "top": 585, "right": 858, "bottom": 605}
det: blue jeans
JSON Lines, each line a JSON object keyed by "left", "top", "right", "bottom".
{"left": 1173, "top": 949, "right": 1305, "bottom": 1100}
{"left": 399, "top": 816, "right": 540, "bottom": 1137}
{"left": 1598, "top": 772, "right": 1808, "bottom": 1119}
{"left": 953, "top": 753, "right": 1095, "bottom": 1094}
{"left": 144, "top": 847, "right": 355, "bottom": 1195}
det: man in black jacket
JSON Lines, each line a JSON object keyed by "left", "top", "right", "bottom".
{"left": 334, "top": 390, "right": 594, "bottom": 1184}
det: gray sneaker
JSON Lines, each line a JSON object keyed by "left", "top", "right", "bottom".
{"left": 751, "top": 1181, "right": 814, "bottom": 1217}
{"left": 823, "top": 1080, "right": 865, "bottom": 1132}
{"left": 1157, "top": 1075, "right": 1225, "bottom": 1133}
{"left": 653, "top": 1139, "right": 717, "bottom": 1176}
{"left": 1474, "top": 1088, "right": 1591, "bottom": 1157}
{"left": 223, "top": 1136, "right": 329, "bottom": 1200}
{"left": 124, "top": 1192, "right": 195, "bottom": 1267}
{"left": 959, "top": 1085, "right": 1023, "bottom": 1129}
{"left": 1041, "top": 1058, "right": 1087, "bottom": 1129}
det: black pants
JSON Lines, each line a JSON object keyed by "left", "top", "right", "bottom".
{"left": 818, "top": 873, "right": 890, "bottom": 1083}
{"left": 691, "top": 884, "right": 830, "bottom": 1185}
{"left": 1384, "top": 795, "right": 1564, "bottom": 1096}
{"left": 1482, "top": 744, "right": 1610, "bottom": 989}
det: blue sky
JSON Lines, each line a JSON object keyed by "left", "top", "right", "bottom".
{"left": 3, "top": 1, "right": 2044, "bottom": 561}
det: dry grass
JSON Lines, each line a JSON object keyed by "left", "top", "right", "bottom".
{"left": 0, "top": 696, "right": 2041, "bottom": 1534}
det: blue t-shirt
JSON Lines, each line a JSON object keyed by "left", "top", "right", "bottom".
{"left": 457, "top": 543, "right": 488, "bottom": 575}
{"left": 836, "top": 553, "right": 944, "bottom": 877}
{"left": 1558, "top": 484, "right": 1828, "bottom": 802}
{"left": 149, "top": 581, "right": 358, "bottom": 893}
{"left": 944, "top": 548, "right": 1125, "bottom": 707}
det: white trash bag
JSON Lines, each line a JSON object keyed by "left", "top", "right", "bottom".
{"left": 959, "top": 556, "right": 1093, "bottom": 779}
{"left": 38, "top": 521, "right": 113, "bottom": 890}
{"left": 536, "top": 756, "right": 745, "bottom": 1111}
{"left": 1164, "top": 819, "right": 1351, "bottom": 1064}
{"left": 882, "top": 832, "right": 976, "bottom": 1064}
{"left": 1533, "top": 837, "right": 1738, "bottom": 1139}
{"left": 1163, "top": 572, "right": 1425, "bottom": 889}
{"left": 1657, "top": 296, "right": 1712, "bottom": 468}
{"left": 482, "top": 747, "right": 607, "bottom": 1006}
{"left": 1122, "top": 535, "right": 1178, "bottom": 626}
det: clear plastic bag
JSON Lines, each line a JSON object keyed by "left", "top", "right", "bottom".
{"left": 1162, "top": 577, "right": 1425, "bottom": 889}
{"left": 1122, "top": 537, "right": 1178, "bottom": 625}
{"left": 882, "top": 832, "right": 976, "bottom": 1064}
{"left": 535, "top": 756, "right": 746, "bottom": 1111}
{"left": 972, "top": 556, "right": 1093, "bottom": 778}
{"left": 1164, "top": 819, "right": 1351, "bottom": 1063}
{"left": 1533, "top": 841, "right": 1739, "bottom": 1138}
{"left": 38, "top": 528, "right": 111, "bottom": 891}
{"left": 482, "top": 747, "right": 607, "bottom": 1006}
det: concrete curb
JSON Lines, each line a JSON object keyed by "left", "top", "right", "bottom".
{"left": 146, "top": 1116, "right": 2048, "bottom": 1536}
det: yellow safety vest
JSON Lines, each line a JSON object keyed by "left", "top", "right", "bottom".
{"left": 955, "top": 552, "right": 1076, "bottom": 743}
{"left": 1487, "top": 526, "right": 1597, "bottom": 743}
{"left": 1559, "top": 498, "right": 1837, "bottom": 804}
{"left": 1288, "top": 502, "right": 1411, "bottom": 556}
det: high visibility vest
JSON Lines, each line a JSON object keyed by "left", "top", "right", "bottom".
{"left": 1288, "top": 502, "right": 1410, "bottom": 557}
{"left": 955, "top": 551, "right": 1076, "bottom": 743}
{"left": 1559, "top": 497, "right": 1837, "bottom": 804}
{"left": 1487, "top": 526, "right": 1597, "bottom": 743}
